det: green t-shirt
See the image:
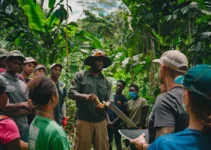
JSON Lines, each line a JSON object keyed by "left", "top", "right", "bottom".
{"left": 29, "top": 115, "right": 70, "bottom": 150}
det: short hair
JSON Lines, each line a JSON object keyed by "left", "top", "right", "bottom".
{"left": 117, "top": 80, "right": 126, "bottom": 87}
{"left": 129, "top": 84, "right": 139, "bottom": 92}
{"left": 27, "top": 76, "right": 56, "bottom": 105}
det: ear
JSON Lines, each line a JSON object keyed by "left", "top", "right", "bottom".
{"left": 51, "top": 92, "right": 57, "bottom": 106}
{"left": 183, "top": 89, "right": 190, "bottom": 106}
{"left": 161, "top": 65, "right": 167, "bottom": 73}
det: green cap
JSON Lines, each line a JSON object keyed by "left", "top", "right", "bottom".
{"left": 174, "top": 64, "right": 211, "bottom": 100}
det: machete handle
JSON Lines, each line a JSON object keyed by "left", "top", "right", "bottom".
{"left": 94, "top": 98, "right": 105, "bottom": 109}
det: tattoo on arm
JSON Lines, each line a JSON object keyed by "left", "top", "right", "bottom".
{"left": 156, "top": 127, "right": 175, "bottom": 138}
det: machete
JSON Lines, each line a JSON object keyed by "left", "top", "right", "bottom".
{"left": 103, "top": 101, "right": 137, "bottom": 128}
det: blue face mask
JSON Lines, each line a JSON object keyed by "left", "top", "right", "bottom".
{"left": 129, "top": 92, "right": 137, "bottom": 99}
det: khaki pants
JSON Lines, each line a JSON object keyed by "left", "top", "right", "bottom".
{"left": 74, "top": 119, "right": 109, "bottom": 150}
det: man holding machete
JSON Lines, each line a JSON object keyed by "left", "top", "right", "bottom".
{"left": 68, "top": 49, "right": 113, "bottom": 150}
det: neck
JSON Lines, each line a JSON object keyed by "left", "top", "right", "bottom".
{"left": 21, "top": 71, "right": 29, "bottom": 79}
{"left": 6, "top": 70, "right": 16, "bottom": 76}
{"left": 50, "top": 76, "right": 59, "bottom": 83}
{"left": 91, "top": 69, "right": 101, "bottom": 77}
{"left": 38, "top": 105, "right": 55, "bottom": 120}
{"left": 188, "top": 112, "right": 204, "bottom": 131}
{"left": 116, "top": 91, "right": 122, "bottom": 95}
{"left": 165, "top": 76, "right": 183, "bottom": 91}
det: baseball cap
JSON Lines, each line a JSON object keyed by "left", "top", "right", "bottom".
{"left": 0, "top": 80, "right": 15, "bottom": 94}
{"left": 34, "top": 64, "right": 46, "bottom": 72}
{"left": 153, "top": 50, "right": 188, "bottom": 73}
{"left": 0, "top": 48, "right": 8, "bottom": 58}
{"left": 175, "top": 64, "right": 211, "bottom": 101}
{"left": 50, "top": 63, "right": 62, "bottom": 70}
{"left": 24, "top": 57, "right": 38, "bottom": 66}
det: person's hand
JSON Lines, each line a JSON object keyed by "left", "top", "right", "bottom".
{"left": 21, "top": 102, "right": 31, "bottom": 110}
{"left": 130, "top": 133, "right": 147, "bottom": 150}
{"left": 62, "top": 117, "right": 68, "bottom": 126}
{"left": 107, "top": 122, "right": 114, "bottom": 129}
{"left": 85, "top": 94, "right": 97, "bottom": 102}
{"left": 14, "top": 109, "right": 31, "bottom": 116}
{"left": 27, "top": 99, "right": 35, "bottom": 109}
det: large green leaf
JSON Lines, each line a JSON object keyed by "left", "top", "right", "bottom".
{"left": 0, "top": 40, "right": 10, "bottom": 47}
{"left": 75, "top": 31, "right": 103, "bottom": 49}
{"left": 48, "top": 0, "right": 56, "bottom": 9}
{"left": 17, "top": 0, "right": 46, "bottom": 33}
{"left": 47, "top": 12, "right": 60, "bottom": 29}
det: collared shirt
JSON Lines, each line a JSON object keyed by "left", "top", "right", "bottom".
{"left": 68, "top": 69, "right": 113, "bottom": 122}
{"left": 0, "top": 72, "right": 29, "bottom": 132}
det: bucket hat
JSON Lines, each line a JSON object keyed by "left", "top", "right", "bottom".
{"left": 24, "top": 57, "right": 38, "bottom": 66}
{"left": 84, "top": 49, "right": 112, "bottom": 68}
{"left": 34, "top": 64, "right": 46, "bottom": 73}
{"left": 6, "top": 50, "right": 25, "bottom": 61}
{"left": 0, "top": 48, "right": 8, "bottom": 58}
{"left": 50, "top": 63, "right": 62, "bottom": 70}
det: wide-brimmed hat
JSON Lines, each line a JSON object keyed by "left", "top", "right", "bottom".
{"left": 50, "top": 63, "right": 62, "bottom": 70}
{"left": 153, "top": 50, "right": 188, "bottom": 73}
{"left": 175, "top": 64, "right": 211, "bottom": 101}
{"left": 84, "top": 49, "right": 112, "bottom": 68}
{"left": 24, "top": 57, "right": 38, "bottom": 66}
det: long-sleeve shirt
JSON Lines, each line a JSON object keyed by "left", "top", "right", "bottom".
{"left": 68, "top": 69, "right": 113, "bottom": 122}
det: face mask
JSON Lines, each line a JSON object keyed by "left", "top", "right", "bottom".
{"left": 129, "top": 92, "right": 137, "bottom": 99}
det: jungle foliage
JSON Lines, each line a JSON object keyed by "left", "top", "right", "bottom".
{"left": 0, "top": 0, "right": 211, "bottom": 144}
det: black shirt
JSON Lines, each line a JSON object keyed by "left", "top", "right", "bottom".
{"left": 108, "top": 94, "right": 128, "bottom": 122}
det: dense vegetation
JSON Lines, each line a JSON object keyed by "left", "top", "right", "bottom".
{"left": 1, "top": 0, "right": 211, "bottom": 146}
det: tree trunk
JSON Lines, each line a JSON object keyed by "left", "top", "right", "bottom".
{"left": 40, "top": 0, "right": 44, "bottom": 9}
{"left": 150, "top": 32, "right": 155, "bottom": 92}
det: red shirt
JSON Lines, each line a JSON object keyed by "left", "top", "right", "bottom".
{"left": 0, "top": 118, "right": 20, "bottom": 144}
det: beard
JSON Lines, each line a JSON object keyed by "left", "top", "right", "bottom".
{"left": 91, "top": 67, "right": 102, "bottom": 73}
{"left": 91, "top": 63, "right": 103, "bottom": 73}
